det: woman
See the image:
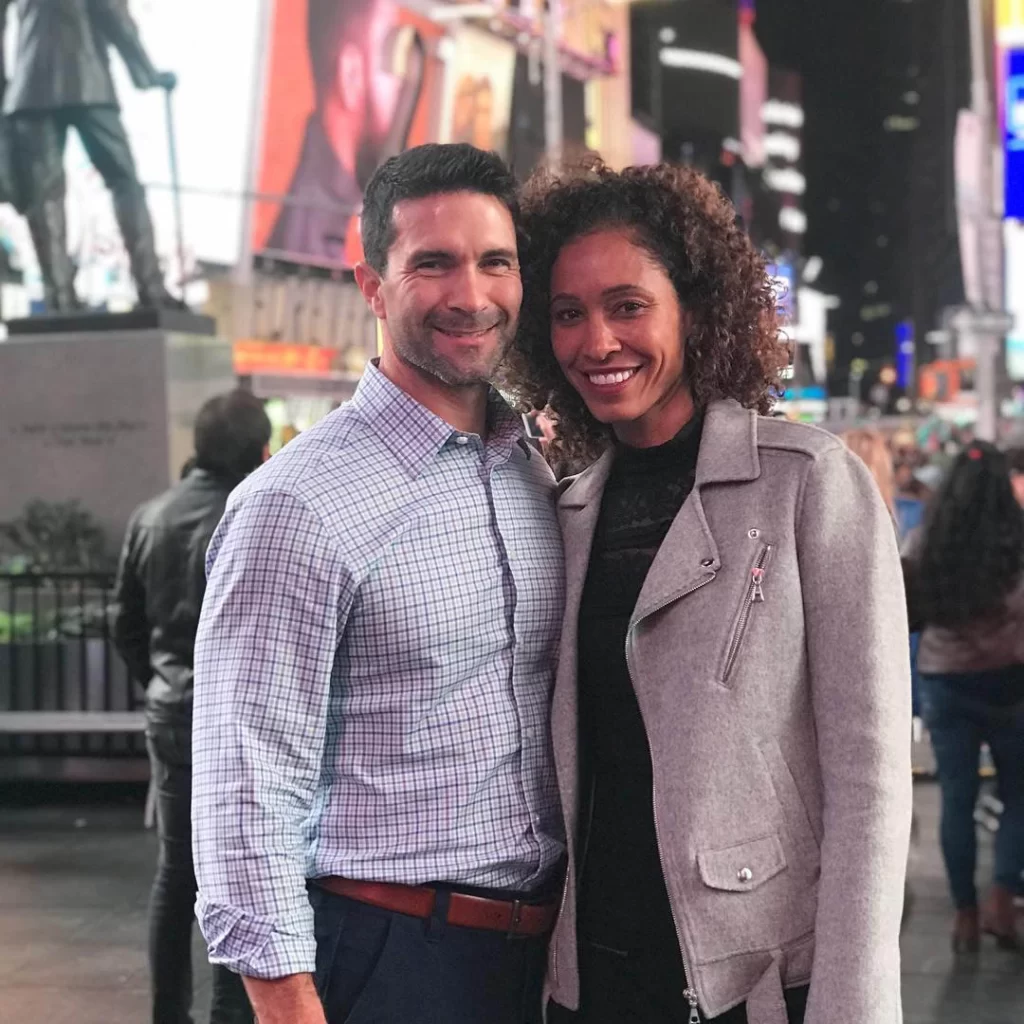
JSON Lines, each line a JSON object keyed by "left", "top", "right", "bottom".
{"left": 840, "top": 429, "right": 896, "bottom": 516}
{"left": 904, "top": 443, "right": 1024, "bottom": 953}
{"left": 507, "top": 162, "right": 912, "bottom": 1024}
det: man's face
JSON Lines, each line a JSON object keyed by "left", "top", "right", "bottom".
{"left": 358, "top": 191, "right": 522, "bottom": 388}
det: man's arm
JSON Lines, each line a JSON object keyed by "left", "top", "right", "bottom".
{"left": 91, "top": 0, "right": 161, "bottom": 89}
{"left": 242, "top": 975, "right": 326, "bottom": 1024}
{"left": 111, "top": 511, "right": 152, "bottom": 687}
{"left": 191, "top": 487, "right": 351, "bottom": 1009}
{"left": 798, "top": 447, "right": 913, "bottom": 1024}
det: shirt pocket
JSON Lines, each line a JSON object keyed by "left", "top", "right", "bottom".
{"left": 719, "top": 543, "right": 774, "bottom": 686}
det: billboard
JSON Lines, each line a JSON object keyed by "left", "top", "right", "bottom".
{"left": 250, "top": 0, "right": 461, "bottom": 270}
{"left": 437, "top": 25, "right": 516, "bottom": 155}
{"left": 1006, "top": 49, "right": 1024, "bottom": 219}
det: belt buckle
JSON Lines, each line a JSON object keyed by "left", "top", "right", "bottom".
{"left": 507, "top": 899, "right": 524, "bottom": 937}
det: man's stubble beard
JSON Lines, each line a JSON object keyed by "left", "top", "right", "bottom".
{"left": 389, "top": 318, "right": 517, "bottom": 388}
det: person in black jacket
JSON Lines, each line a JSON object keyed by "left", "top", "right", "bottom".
{"left": 114, "top": 389, "right": 271, "bottom": 1024}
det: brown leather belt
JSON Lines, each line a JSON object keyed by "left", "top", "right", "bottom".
{"left": 315, "top": 876, "right": 557, "bottom": 937}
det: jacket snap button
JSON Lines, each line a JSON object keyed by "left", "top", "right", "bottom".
{"left": 737, "top": 867, "right": 754, "bottom": 883}
{"left": 747, "top": 528, "right": 760, "bottom": 539}
{"left": 701, "top": 558, "right": 714, "bottom": 567}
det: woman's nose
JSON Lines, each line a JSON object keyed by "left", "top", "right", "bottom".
{"left": 582, "top": 318, "right": 622, "bottom": 360}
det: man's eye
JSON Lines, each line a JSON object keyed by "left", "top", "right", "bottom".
{"left": 483, "top": 258, "right": 512, "bottom": 270}
{"left": 417, "top": 261, "right": 441, "bottom": 271}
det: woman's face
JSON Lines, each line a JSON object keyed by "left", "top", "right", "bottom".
{"left": 549, "top": 228, "right": 695, "bottom": 448}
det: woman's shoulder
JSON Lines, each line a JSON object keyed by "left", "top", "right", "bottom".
{"left": 752, "top": 411, "right": 846, "bottom": 461}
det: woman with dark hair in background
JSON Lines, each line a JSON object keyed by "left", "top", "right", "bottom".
{"left": 507, "top": 160, "right": 912, "bottom": 1024}
{"left": 904, "top": 443, "right": 1024, "bottom": 953}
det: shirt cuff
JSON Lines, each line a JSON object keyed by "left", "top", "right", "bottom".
{"left": 196, "top": 895, "right": 317, "bottom": 979}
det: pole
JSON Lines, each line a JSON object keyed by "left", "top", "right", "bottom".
{"left": 236, "top": 0, "right": 275, "bottom": 296}
{"left": 543, "top": 0, "right": 563, "bottom": 165}
{"left": 162, "top": 85, "right": 187, "bottom": 301}
{"left": 966, "top": 0, "right": 999, "bottom": 439}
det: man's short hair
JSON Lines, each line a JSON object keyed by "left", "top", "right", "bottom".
{"left": 193, "top": 390, "right": 272, "bottom": 480}
{"left": 307, "top": 0, "right": 378, "bottom": 93}
{"left": 360, "top": 143, "right": 519, "bottom": 273}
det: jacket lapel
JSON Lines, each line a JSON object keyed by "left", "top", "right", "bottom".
{"left": 556, "top": 448, "right": 615, "bottom": 674}
{"left": 553, "top": 449, "right": 614, "bottom": 837}
{"left": 632, "top": 400, "right": 761, "bottom": 624}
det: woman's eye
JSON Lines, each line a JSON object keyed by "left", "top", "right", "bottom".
{"left": 553, "top": 309, "right": 583, "bottom": 323}
{"left": 617, "top": 301, "right": 645, "bottom": 315}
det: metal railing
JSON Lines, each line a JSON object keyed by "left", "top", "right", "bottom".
{"left": 0, "top": 572, "right": 144, "bottom": 758}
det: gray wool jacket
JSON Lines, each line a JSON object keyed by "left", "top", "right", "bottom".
{"left": 547, "top": 400, "right": 913, "bottom": 1024}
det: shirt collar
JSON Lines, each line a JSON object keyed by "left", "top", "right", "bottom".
{"left": 351, "top": 361, "right": 529, "bottom": 477}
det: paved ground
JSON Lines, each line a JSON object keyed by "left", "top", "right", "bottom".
{"left": 0, "top": 781, "right": 1022, "bottom": 1023}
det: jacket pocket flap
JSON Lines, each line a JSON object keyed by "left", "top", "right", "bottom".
{"left": 697, "top": 834, "right": 787, "bottom": 892}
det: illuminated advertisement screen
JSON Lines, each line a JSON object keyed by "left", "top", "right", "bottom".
{"left": 1004, "top": 221, "right": 1024, "bottom": 380}
{"left": 250, "top": 1, "right": 516, "bottom": 270}
{"left": 1005, "top": 49, "right": 1024, "bottom": 219}
{"left": 250, "top": 0, "right": 447, "bottom": 269}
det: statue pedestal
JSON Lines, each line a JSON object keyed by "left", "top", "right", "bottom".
{"left": 5, "top": 308, "right": 217, "bottom": 337}
{"left": 0, "top": 319, "right": 235, "bottom": 556}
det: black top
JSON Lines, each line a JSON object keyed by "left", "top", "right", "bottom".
{"left": 576, "top": 413, "right": 704, "bottom": 949}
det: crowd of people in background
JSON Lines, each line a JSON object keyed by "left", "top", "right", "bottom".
{"left": 840, "top": 426, "right": 1024, "bottom": 955}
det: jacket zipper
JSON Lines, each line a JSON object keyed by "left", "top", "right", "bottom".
{"left": 722, "top": 545, "right": 773, "bottom": 683}
{"left": 552, "top": 863, "right": 572, "bottom": 985}
{"left": 625, "top": 570, "right": 716, "bottom": 1022}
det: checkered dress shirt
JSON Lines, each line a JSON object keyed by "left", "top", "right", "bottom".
{"left": 191, "top": 362, "right": 566, "bottom": 979}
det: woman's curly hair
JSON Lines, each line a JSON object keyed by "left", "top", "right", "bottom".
{"left": 916, "top": 443, "right": 1024, "bottom": 629}
{"left": 501, "top": 159, "right": 791, "bottom": 463}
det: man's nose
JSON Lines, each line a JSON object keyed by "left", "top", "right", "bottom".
{"left": 446, "top": 266, "right": 488, "bottom": 314}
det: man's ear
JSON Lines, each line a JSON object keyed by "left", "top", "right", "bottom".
{"left": 354, "top": 261, "right": 386, "bottom": 320}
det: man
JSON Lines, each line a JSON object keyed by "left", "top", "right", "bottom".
{"left": 0, "top": 0, "right": 181, "bottom": 311}
{"left": 266, "top": 0, "right": 422, "bottom": 265}
{"left": 192, "top": 144, "right": 565, "bottom": 1024}
{"left": 114, "top": 390, "right": 271, "bottom": 1024}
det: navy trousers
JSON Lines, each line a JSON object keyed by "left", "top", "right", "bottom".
{"left": 309, "top": 883, "right": 548, "bottom": 1024}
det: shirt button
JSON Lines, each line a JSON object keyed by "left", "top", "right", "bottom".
{"left": 737, "top": 867, "right": 754, "bottom": 883}
{"left": 455, "top": 436, "right": 469, "bottom": 445}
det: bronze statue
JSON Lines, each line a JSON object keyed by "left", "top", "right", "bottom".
{"left": 0, "top": 0, "right": 183, "bottom": 312}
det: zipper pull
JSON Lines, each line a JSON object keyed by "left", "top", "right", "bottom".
{"left": 685, "top": 988, "right": 701, "bottom": 1023}
{"left": 751, "top": 567, "right": 765, "bottom": 603}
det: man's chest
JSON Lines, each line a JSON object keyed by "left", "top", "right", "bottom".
{"left": 341, "top": 461, "right": 565, "bottom": 665}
